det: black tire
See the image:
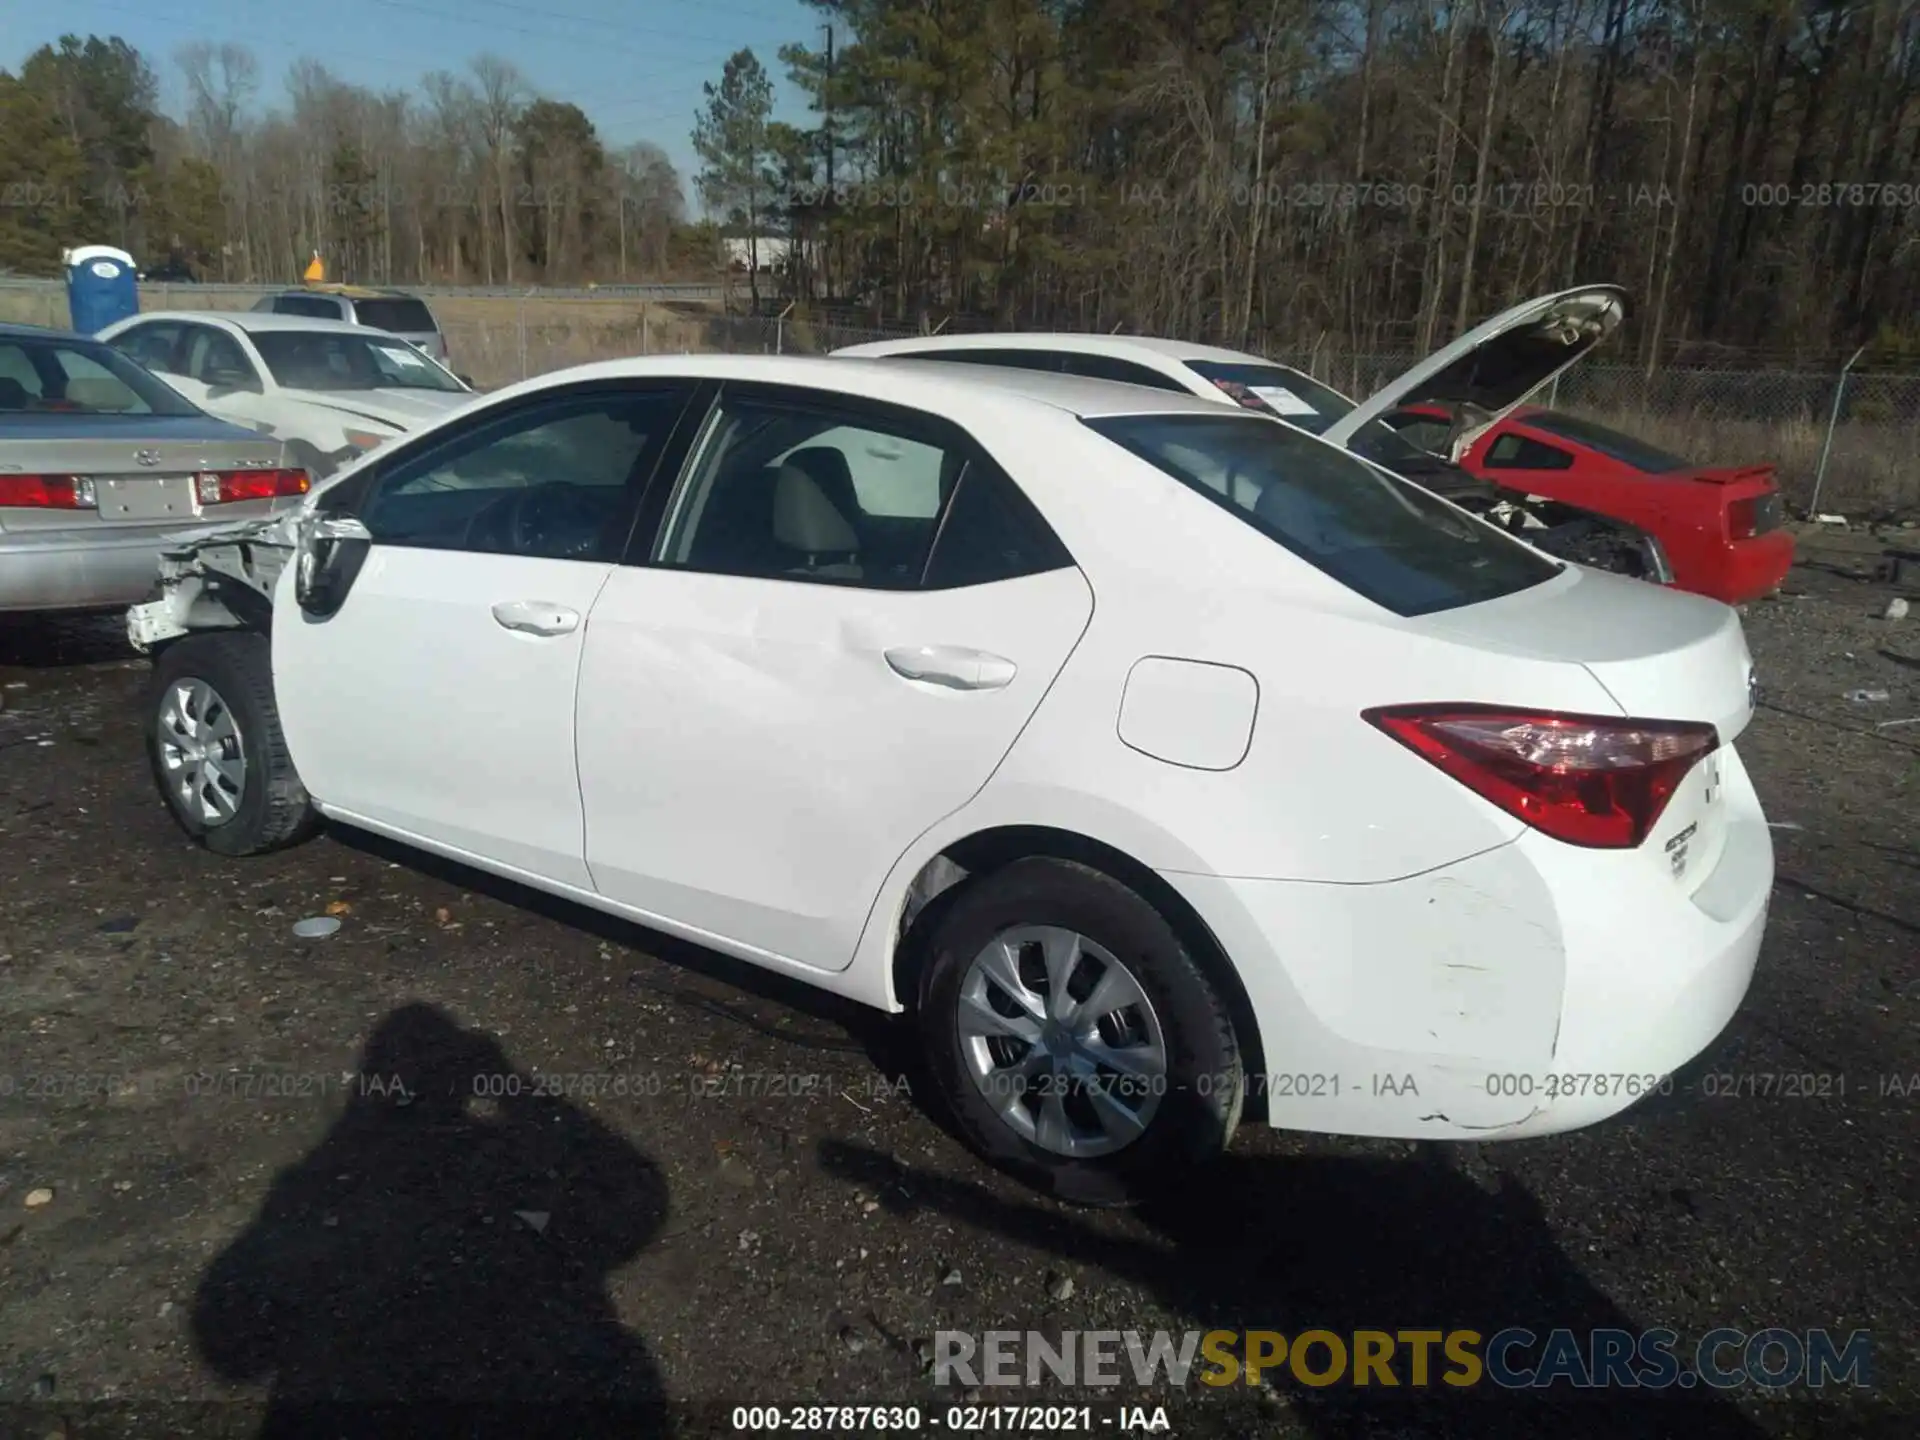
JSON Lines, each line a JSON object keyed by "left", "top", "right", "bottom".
{"left": 147, "top": 630, "right": 320, "bottom": 857}
{"left": 915, "top": 858, "right": 1243, "bottom": 1207}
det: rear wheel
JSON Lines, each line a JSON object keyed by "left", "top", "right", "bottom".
{"left": 916, "top": 858, "right": 1243, "bottom": 1206}
{"left": 147, "top": 631, "right": 319, "bottom": 856}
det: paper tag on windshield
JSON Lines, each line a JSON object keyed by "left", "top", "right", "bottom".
{"left": 1250, "top": 385, "right": 1316, "bottom": 416}
{"left": 376, "top": 345, "right": 427, "bottom": 368}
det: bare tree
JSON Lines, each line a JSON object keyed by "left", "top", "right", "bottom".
{"left": 471, "top": 55, "right": 526, "bottom": 286}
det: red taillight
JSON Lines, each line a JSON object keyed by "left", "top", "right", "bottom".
{"left": 1727, "top": 498, "right": 1756, "bottom": 540}
{"left": 1363, "top": 704, "right": 1719, "bottom": 848}
{"left": 0, "top": 474, "right": 95, "bottom": 509}
{"left": 194, "top": 468, "right": 311, "bottom": 505}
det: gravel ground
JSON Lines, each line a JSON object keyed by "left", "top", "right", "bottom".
{"left": 0, "top": 548, "right": 1915, "bottom": 1440}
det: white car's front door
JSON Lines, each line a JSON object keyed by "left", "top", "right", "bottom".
{"left": 271, "top": 382, "right": 698, "bottom": 888}
{"left": 576, "top": 384, "right": 1094, "bottom": 971}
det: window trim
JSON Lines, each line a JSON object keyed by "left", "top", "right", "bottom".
{"left": 330, "top": 379, "right": 704, "bottom": 562}
{"left": 622, "top": 379, "right": 1073, "bottom": 592}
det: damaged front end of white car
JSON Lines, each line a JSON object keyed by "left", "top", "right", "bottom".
{"left": 126, "top": 513, "right": 302, "bottom": 652}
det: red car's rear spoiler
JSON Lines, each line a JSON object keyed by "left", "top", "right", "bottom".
{"left": 1686, "top": 463, "right": 1776, "bottom": 487}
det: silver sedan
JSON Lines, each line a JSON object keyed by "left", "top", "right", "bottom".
{"left": 0, "top": 322, "right": 308, "bottom": 614}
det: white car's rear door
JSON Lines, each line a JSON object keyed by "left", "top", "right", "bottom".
{"left": 271, "top": 382, "right": 698, "bottom": 888}
{"left": 576, "top": 383, "right": 1093, "bottom": 972}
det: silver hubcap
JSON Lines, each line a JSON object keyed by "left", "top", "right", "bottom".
{"left": 956, "top": 925, "right": 1168, "bottom": 1158}
{"left": 157, "top": 679, "right": 247, "bottom": 827}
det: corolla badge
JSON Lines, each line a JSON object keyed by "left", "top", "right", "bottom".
{"left": 133, "top": 449, "right": 162, "bottom": 467}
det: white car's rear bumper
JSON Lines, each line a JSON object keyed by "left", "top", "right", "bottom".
{"left": 1166, "top": 746, "right": 1771, "bottom": 1141}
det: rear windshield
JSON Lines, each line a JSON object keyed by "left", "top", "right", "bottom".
{"left": 1526, "top": 411, "right": 1690, "bottom": 473}
{"left": 1180, "top": 361, "right": 1353, "bottom": 433}
{"left": 352, "top": 298, "right": 437, "bottom": 334}
{"left": 0, "top": 336, "right": 199, "bottom": 417}
{"left": 1085, "top": 412, "right": 1560, "bottom": 616}
{"left": 1183, "top": 358, "right": 1435, "bottom": 471}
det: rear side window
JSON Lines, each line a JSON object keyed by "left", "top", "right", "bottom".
{"left": 891, "top": 349, "right": 1063, "bottom": 374}
{"left": 923, "top": 458, "right": 1073, "bottom": 589}
{"left": 1484, "top": 433, "right": 1576, "bottom": 470}
{"left": 1525, "top": 412, "right": 1689, "bottom": 473}
{"left": 353, "top": 298, "right": 437, "bottom": 333}
{"left": 274, "top": 295, "right": 343, "bottom": 319}
{"left": 1053, "top": 353, "right": 1190, "bottom": 393}
{"left": 1086, "top": 413, "right": 1559, "bottom": 617}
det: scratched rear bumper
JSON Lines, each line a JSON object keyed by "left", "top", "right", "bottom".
{"left": 1159, "top": 750, "right": 1772, "bottom": 1142}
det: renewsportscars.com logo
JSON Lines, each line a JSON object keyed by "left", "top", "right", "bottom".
{"left": 933, "top": 1327, "right": 1872, "bottom": 1391}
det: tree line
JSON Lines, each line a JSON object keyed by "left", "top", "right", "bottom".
{"left": 3, "top": 3, "right": 1917, "bottom": 363}
{"left": 694, "top": 0, "right": 1919, "bottom": 363}
{"left": 0, "top": 35, "right": 692, "bottom": 288}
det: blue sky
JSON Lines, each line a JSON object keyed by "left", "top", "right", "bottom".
{"left": 2, "top": 0, "right": 825, "bottom": 203}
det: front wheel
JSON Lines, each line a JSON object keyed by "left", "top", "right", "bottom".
{"left": 147, "top": 631, "right": 319, "bottom": 856}
{"left": 915, "top": 858, "right": 1244, "bottom": 1206}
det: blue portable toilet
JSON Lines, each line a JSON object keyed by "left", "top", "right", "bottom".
{"left": 63, "top": 245, "right": 139, "bottom": 335}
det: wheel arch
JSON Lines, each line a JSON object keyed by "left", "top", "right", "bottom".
{"left": 888, "top": 823, "right": 1268, "bottom": 1117}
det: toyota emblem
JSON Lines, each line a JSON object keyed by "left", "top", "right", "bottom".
{"left": 134, "top": 449, "right": 161, "bottom": 467}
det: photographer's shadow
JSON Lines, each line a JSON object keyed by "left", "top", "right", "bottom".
{"left": 192, "top": 1003, "right": 673, "bottom": 1438}
{"left": 823, "top": 1139, "right": 1779, "bottom": 1440}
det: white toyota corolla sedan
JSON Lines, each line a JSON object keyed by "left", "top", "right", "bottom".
{"left": 126, "top": 346, "right": 1772, "bottom": 1205}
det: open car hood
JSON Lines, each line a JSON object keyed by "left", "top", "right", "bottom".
{"left": 1321, "top": 285, "right": 1627, "bottom": 459}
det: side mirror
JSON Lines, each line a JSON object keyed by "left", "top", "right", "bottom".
{"left": 457, "top": 374, "right": 476, "bottom": 389}
{"left": 294, "top": 513, "right": 373, "bottom": 617}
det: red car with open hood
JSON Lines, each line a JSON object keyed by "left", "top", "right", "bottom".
{"left": 1382, "top": 403, "right": 1794, "bottom": 604}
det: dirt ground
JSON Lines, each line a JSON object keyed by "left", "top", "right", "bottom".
{"left": 0, "top": 540, "right": 1915, "bottom": 1439}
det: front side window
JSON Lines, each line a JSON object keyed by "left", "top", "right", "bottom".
{"left": 109, "top": 321, "right": 185, "bottom": 375}
{"left": 182, "top": 327, "right": 259, "bottom": 390}
{"left": 357, "top": 387, "right": 687, "bottom": 560}
{"left": 1086, "top": 412, "right": 1559, "bottom": 617}
{"left": 251, "top": 331, "right": 466, "bottom": 393}
{"left": 0, "top": 337, "right": 198, "bottom": 416}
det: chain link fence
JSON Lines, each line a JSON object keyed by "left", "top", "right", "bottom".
{"left": 3, "top": 278, "right": 1912, "bottom": 514}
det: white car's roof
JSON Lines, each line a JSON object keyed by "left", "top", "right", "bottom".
{"left": 834, "top": 331, "right": 1282, "bottom": 367}
{"left": 485, "top": 353, "right": 1249, "bottom": 421}
{"left": 128, "top": 311, "right": 392, "bottom": 337}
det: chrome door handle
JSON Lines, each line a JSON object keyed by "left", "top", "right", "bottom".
{"left": 884, "top": 645, "right": 1017, "bottom": 691}
{"left": 491, "top": 600, "right": 580, "bottom": 636}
